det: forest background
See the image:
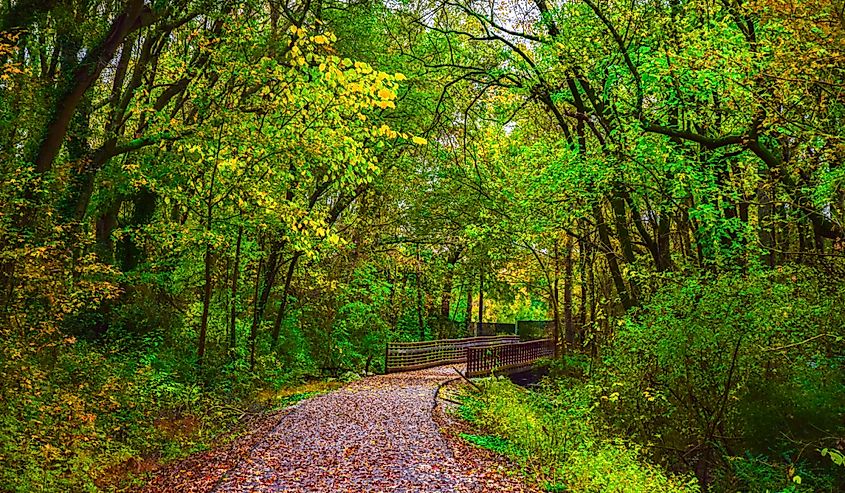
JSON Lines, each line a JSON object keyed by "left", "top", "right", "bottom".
{"left": 0, "top": 0, "right": 844, "bottom": 491}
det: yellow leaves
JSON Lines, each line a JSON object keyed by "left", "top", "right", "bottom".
{"left": 313, "top": 35, "right": 329, "bottom": 45}
{"left": 219, "top": 157, "right": 240, "bottom": 173}
{"left": 354, "top": 61, "right": 373, "bottom": 74}
{"left": 372, "top": 83, "right": 399, "bottom": 109}
{"left": 394, "top": 72, "right": 407, "bottom": 81}
{"left": 0, "top": 33, "right": 27, "bottom": 81}
{"left": 378, "top": 124, "right": 397, "bottom": 138}
{"left": 41, "top": 443, "right": 60, "bottom": 460}
{"left": 0, "top": 64, "right": 24, "bottom": 81}
{"left": 412, "top": 136, "right": 427, "bottom": 146}
{"left": 600, "top": 391, "right": 620, "bottom": 402}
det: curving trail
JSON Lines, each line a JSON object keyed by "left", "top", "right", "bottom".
{"left": 142, "top": 366, "right": 534, "bottom": 493}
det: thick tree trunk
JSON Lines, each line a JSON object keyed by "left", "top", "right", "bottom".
{"left": 95, "top": 199, "right": 121, "bottom": 264}
{"left": 117, "top": 188, "right": 156, "bottom": 272}
{"left": 757, "top": 180, "right": 775, "bottom": 266}
{"left": 33, "top": 1, "right": 153, "bottom": 174}
{"left": 440, "top": 271, "right": 453, "bottom": 322}
{"left": 611, "top": 193, "right": 637, "bottom": 264}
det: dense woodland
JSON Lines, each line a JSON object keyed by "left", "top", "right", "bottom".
{"left": 1, "top": 0, "right": 844, "bottom": 491}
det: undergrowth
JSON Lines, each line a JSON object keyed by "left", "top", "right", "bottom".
{"left": 0, "top": 330, "right": 339, "bottom": 492}
{"left": 457, "top": 377, "right": 700, "bottom": 493}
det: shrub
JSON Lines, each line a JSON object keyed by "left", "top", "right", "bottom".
{"left": 463, "top": 378, "right": 699, "bottom": 492}
{"left": 605, "top": 265, "right": 845, "bottom": 491}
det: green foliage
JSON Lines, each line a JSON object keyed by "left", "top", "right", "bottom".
{"left": 0, "top": 324, "right": 341, "bottom": 492}
{"left": 604, "top": 265, "right": 845, "bottom": 491}
{"left": 1, "top": 335, "right": 198, "bottom": 491}
{"left": 461, "top": 379, "right": 699, "bottom": 492}
{"left": 460, "top": 433, "right": 524, "bottom": 457}
{"left": 3, "top": 0, "right": 845, "bottom": 491}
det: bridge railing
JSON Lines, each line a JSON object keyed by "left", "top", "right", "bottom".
{"left": 385, "top": 335, "right": 519, "bottom": 373}
{"left": 465, "top": 339, "right": 554, "bottom": 377}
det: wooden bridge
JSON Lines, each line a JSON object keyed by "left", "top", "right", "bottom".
{"left": 465, "top": 339, "right": 554, "bottom": 377}
{"left": 385, "top": 335, "right": 553, "bottom": 377}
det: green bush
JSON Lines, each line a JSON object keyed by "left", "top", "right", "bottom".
{"left": 462, "top": 378, "right": 700, "bottom": 492}
{"left": 605, "top": 265, "right": 845, "bottom": 491}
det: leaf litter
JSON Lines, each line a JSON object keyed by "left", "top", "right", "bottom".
{"left": 142, "top": 365, "right": 536, "bottom": 492}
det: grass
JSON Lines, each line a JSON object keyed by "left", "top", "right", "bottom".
{"left": 459, "top": 433, "right": 525, "bottom": 458}
{"left": 258, "top": 380, "right": 344, "bottom": 410}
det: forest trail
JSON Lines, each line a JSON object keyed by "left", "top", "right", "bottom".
{"left": 142, "top": 365, "right": 534, "bottom": 493}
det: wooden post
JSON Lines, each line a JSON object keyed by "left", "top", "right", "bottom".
{"left": 384, "top": 342, "right": 390, "bottom": 373}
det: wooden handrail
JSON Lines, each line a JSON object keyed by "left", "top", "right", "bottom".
{"left": 465, "top": 339, "right": 553, "bottom": 377}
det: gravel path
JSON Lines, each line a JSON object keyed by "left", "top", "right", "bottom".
{"left": 143, "top": 366, "right": 533, "bottom": 493}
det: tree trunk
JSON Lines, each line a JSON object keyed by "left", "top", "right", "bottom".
{"left": 578, "top": 231, "right": 588, "bottom": 345}
{"left": 464, "top": 280, "right": 473, "bottom": 335}
{"left": 757, "top": 180, "right": 775, "bottom": 266}
{"left": 477, "top": 267, "right": 484, "bottom": 336}
{"left": 256, "top": 243, "right": 282, "bottom": 325}
{"left": 416, "top": 247, "right": 425, "bottom": 340}
{"left": 95, "top": 199, "right": 121, "bottom": 264}
{"left": 33, "top": 1, "right": 153, "bottom": 175}
{"left": 588, "top": 248, "right": 597, "bottom": 356}
{"left": 611, "top": 192, "right": 637, "bottom": 264}
{"left": 594, "top": 204, "right": 635, "bottom": 310}
{"left": 564, "top": 237, "right": 574, "bottom": 348}
{"left": 552, "top": 239, "right": 560, "bottom": 357}
{"left": 228, "top": 225, "right": 243, "bottom": 359}
{"left": 271, "top": 252, "right": 301, "bottom": 349}
{"left": 197, "top": 150, "right": 219, "bottom": 367}
{"left": 117, "top": 188, "right": 156, "bottom": 272}
{"left": 197, "top": 242, "right": 213, "bottom": 366}
{"left": 250, "top": 258, "right": 263, "bottom": 372}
